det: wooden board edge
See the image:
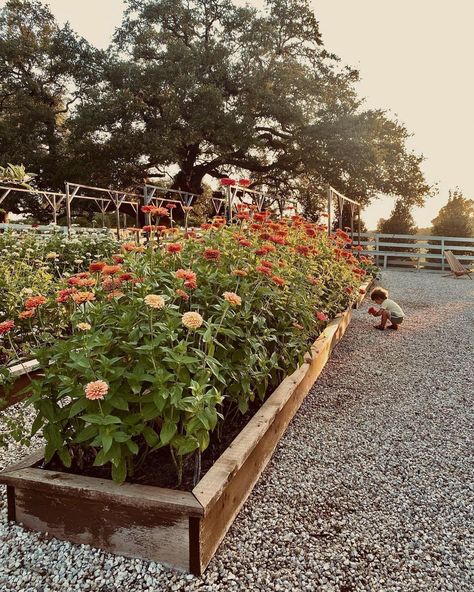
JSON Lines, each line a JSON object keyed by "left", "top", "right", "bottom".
{"left": 0, "top": 467, "right": 204, "bottom": 517}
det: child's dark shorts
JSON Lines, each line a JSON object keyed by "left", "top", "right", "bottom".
{"left": 390, "top": 315, "right": 404, "bottom": 325}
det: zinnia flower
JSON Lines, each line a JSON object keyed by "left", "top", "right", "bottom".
{"left": 166, "top": 203, "right": 177, "bottom": 210}
{"left": 223, "top": 292, "right": 242, "bottom": 307}
{"left": 176, "top": 289, "right": 190, "bottom": 301}
{"left": 151, "top": 207, "right": 169, "bottom": 217}
{"left": 316, "top": 312, "right": 328, "bottom": 322}
{"left": 101, "top": 264, "right": 122, "bottom": 276}
{"left": 0, "top": 320, "right": 15, "bottom": 335}
{"left": 359, "top": 287, "right": 366, "bottom": 294}
{"left": 25, "top": 295, "right": 47, "bottom": 309}
{"left": 77, "top": 322, "right": 92, "bottom": 331}
{"left": 19, "top": 310, "right": 35, "bottom": 320}
{"left": 141, "top": 205, "right": 154, "bottom": 213}
{"left": 175, "top": 269, "right": 196, "bottom": 282}
{"left": 72, "top": 291, "right": 95, "bottom": 304}
{"left": 239, "top": 239, "right": 252, "bottom": 248}
{"left": 271, "top": 275, "right": 285, "bottom": 287}
{"left": 203, "top": 248, "right": 220, "bottom": 260}
{"left": 182, "top": 311, "right": 204, "bottom": 330}
{"left": 56, "top": 288, "right": 78, "bottom": 303}
{"left": 84, "top": 380, "right": 109, "bottom": 401}
{"left": 89, "top": 261, "right": 107, "bottom": 273}
{"left": 166, "top": 242, "right": 182, "bottom": 254}
{"left": 144, "top": 294, "right": 165, "bottom": 309}
{"left": 220, "top": 178, "right": 236, "bottom": 186}
{"left": 112, "top": 254, "right": 124, "bottom": 264}
{"left": 256, "top": 265, "right": 272, "bottom": 276}
{"left": 232, "top": 269, "right": 248, "bottom": 277}
{"left": 107, "top": 290, "right": 125, "bottom": 300}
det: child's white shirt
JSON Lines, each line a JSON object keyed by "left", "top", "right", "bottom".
{"left": 380, "top": 298, "right": 404, "bottom": 318}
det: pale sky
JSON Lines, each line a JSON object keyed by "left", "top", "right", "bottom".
{"left": 5, "top": 0, "right": 474, "bottom": 229}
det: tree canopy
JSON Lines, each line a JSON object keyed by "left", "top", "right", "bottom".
{"left": 0, "top": 0, "right": 431, "bottom": 219}
{"left": 377, "top": 199, "right": 418, "bottom": 235}
{"left": 431, "top": 190, "right": 474, "bottom": 237}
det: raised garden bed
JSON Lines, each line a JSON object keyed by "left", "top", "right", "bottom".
{"left": 1, "top": 281, "right": 372, "bottom": 574}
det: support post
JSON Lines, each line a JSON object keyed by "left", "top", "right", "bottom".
{"left": 65, "top": 183, "right": 72, "bottom": 237}
{"left": 358, "top": 206, "right": 361, "bottom": 246}
{"left": 115, "top": 193, "right": 121, "bottom": 240}
{"left": 441, "top": 238, "right": 445, "bottom": 271}
{"left": 52, "top": 195, "right": 57, "bottom": 225}
{"left": 327, "top": 185, "right": 332, "bottom": 237}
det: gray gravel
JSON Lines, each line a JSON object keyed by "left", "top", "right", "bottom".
{"left": 1, "top": 270, "right": 473, "bottom": 591}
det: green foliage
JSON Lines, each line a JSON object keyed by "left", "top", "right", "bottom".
{"left": 9, "top": 214, "right": 373, "bottom": 485}
{"left": 377, "top": 200, "right": 418, "bottom": 235}
{"left": 431, "top": 189, "right": 474, "bottom": 238}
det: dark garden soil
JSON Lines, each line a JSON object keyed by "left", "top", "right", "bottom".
{"left": 41, "top": 398, "right": 264, "bottom": 491}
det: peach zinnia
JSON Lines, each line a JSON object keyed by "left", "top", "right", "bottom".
{"left": 19, "top": 310, "right": 35, "bottom": 320}
{"left": 84, "top": 380, "right": 109, "bottom": 400}
{"left": 223, "top": 292, "right": 242, "bottom": 307}
{"left": 72, "top": 291, "right": 95, "bottom": 304}
{"left": 144, "top": 294, "right": 165, "bottom": 309}
{"left": 77, "top": 322, "right": 92, "bottom": 331}
{"left": 182, "top": 311, "right": 204, "bottom": 330}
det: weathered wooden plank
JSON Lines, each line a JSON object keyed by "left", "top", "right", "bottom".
{"left": 2, "top": 468, "right": 203, "bottom": 517}
{"left": 13, "top": 485, "right": 191, "bottom": 571}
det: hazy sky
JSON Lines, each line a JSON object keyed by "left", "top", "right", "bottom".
{"left": 6, "top": 0, "right": 474, "bottom": 229}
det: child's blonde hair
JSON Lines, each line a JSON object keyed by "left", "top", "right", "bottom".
{"left": 370, "top": 287, "right": 389, "bottom": 301}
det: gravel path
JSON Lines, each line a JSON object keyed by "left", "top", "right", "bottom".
{"left": 1, "top": 270, "right": 473, "bottom": 591}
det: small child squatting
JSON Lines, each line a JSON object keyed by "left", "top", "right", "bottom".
{"left": 369, "top": 287, "right": 405, "bottom": 331}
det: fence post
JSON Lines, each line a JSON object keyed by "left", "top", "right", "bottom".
{"left": 375, "top": 234, "right": 380, "bottom": 268}
{"left": 441, "top": 238, "right": 445, "bottom": 271}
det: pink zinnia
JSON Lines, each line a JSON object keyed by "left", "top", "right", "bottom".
{"left": 84, "top": 380, "right": 109, "bottom": 400}
{"left": 316, "top": 312, "right": 328, "bottom": 322}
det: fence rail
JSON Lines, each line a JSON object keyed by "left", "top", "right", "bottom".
{"left": 358, "top": 232, "right": 474, "bottom": 271}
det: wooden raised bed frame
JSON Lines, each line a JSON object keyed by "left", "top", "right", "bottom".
{"left": 1, "top": 281, "right": 372, "bottom": 575}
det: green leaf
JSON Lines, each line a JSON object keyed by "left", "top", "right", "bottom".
{"left": 111, "top": 396, "right": 129, "bottom": 411}
{"left": 102, "top": 434, "right": 113, "bottom": 453}
{"left": 160, "top": 420, "right": 177, "bottom": 445}
{"left": 57, "top": 446, "right": 72, "bottom": 467}
{"left": 126, "top": 439, "right": 139, "bottom": 454}
{"left": 81, "top": 414, "right": 122, "bottom": 425}
{"left": 142, "top": 426, "right": 159, "bottom": 447}
{"left": 74, "top": 423, "right": 98, "bottom": 443}
{"left": 68, "top": 397, "right": 89, "bottom": 418}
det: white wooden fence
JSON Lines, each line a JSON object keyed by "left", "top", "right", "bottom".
{"left": 359, "top": 233, "right": 474, "bottom": 271}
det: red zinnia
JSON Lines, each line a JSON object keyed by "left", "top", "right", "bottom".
{"left": 256, "top": 265, "right": 272, "bottom": 276}
{"left": 119, "top": 273, "right": 134, "bottom": 282}
{"left": 220, "top": 178, "right": 236, "bottom": 186}
{"left": 0, "top": 320, "right": 15, "bottom": 335}
{"left": 239, "top": 239, "right": 252, "bottom": 248}
{"left": 271, "top": 275, "right": 285, "bottom": 287}
{"left": 166, "top": 243, "right": 182, "bottom": 254}
{"left": 203, "top": 248, "right": 220, "bottom": 260}
{"left": 101, "top": 264, "right": 122, "bottom": 276}
{"left": 56, "top": 288, "right": 78, "bottom": 303}
{"left": 295, "top": 245, "right": 310, "bottom": 257}
{"left": 316, "top": 311, "right": 328, "bottom": 322}
{"left": 89, "top": 261, "right": 107, "bottom": 273}
{"left": 166, "top": 203, "right": 177, "bottom": 209}
{"left": 25, "top": 296, "right": 47, "bottom": 310}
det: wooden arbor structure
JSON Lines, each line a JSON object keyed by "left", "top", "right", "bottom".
{"left": 220, "top": 182, "right": 300, "bottom": 221}
{"left": 327, "top": 185, "right": 362, "bottom": 244}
